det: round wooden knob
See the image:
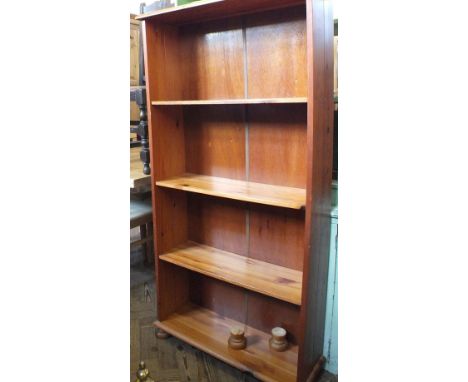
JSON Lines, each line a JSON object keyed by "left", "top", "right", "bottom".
{"left": 269, "top": 327, "right": 288, "bottom": 352}
{"left": 228, "top": 327, "right": 246, "bottom": 350}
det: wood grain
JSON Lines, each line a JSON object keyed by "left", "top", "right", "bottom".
{"left": 246, "top": 6, "right": 307, "bottom": 98}
{"left": 188, "top": 194, "right": 247, "bottom": 256}
{"left": 179, "top": 18, "right": 244, "bottom": 100}
{"left": 184, "top": 106, "right": 245, "bottom": 180}
{"left": 150, "top": 106, "right": 186, "bottom": 181}
{"left": 160, "top": 241, "right": 303, "bottom": 305}
{"left": 130, "top": 100, "right": 140, "bottom": 121}
{"left": 152, "top": 98, "right": 307, "bottom": 105}
{"left": 131, "top": 271, "right": 337, "bottom": 382}
{"left": 248, "top": 104, "right": 307, "bottom": 188}
{"left": 130, "top": 147, "right": 151, "bottom": 190}
{"left": 147, "top": 91, "right": 189, "bottom": 317}
{"left": 189, "top": 275, "right": 302, "bottom": 348}
{"left": 150, "top": 24, "right": 183, "bottom": 101}
{"left": 298, "top": 0, "right": 334, "bottom": 380}
{"left": 130, "top": 19, "right": 140, "bottom": 86}
{"left": 156, "top": 174, "right": 306, "bottom": 209}
{"left": 249, "top": 204, "right": 305, "bottom": 271}
{"left": 157, "top": 262, "right": 190, "bottom": 321}
{"left": 189, "top": 274, "right": 246, "bottom": 323}
{"left": 140, "top": 0, "right": 334, "bottom": 379}
{"left": 246, "top": 292, "right": 301, "bottom": 345}
{"left": 155, "top": 303, "right": 298, "bottom": 382}
{"left": 136, "top": 0, "right": 305, "bottom": 24}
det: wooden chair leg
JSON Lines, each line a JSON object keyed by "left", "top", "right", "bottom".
{"left": 140, "top": 224, "right": 147, "bottom": 264}
{"left": 135, "top": 88, "right": 150, "bottom": 175}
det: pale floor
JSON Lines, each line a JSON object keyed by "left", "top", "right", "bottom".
{"left": 130, "top": 233, "right": 338, "bottom": 382}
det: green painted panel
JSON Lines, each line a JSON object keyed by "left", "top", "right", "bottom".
{"left": 324, "top": 182, "right": 338, "bottom": 374}
{"left": 177, "top": 0, "right": 200, "bottom": 5}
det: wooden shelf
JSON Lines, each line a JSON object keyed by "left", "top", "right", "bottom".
{"left": 156, "top": 174, "right": 306, "bottom": 210}
{"left": 152, "top": 98, "right": 307, "bottom": 106}
{"left": 160, "top": 241, "right": 302, "bottom": 305}
{"left": 136, "top": 0, "right": 305, "bottom": 24}
{"left": 155, "top": 303, "right": 298, "bottom": 382}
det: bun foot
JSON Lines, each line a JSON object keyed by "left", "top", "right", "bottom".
{"left": 156, "top": 328, "right": 170, "bottom": 339}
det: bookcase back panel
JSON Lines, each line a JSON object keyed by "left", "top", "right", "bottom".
{"left": 186, "top": 193, "right": 304, "bottom": 270}
{"left": 248, "top": 104, "right": 307, "bottom": 188}
{"left": 184, "top": 106, "right": 246, "bottom": 180}
{"left": 149, "top": 6, "right": 306, "bottom": 102}
{"left": 179, "top": 18, "right": 245, "bottom": 100}
{"left": 151, "top": 106, "right": 186, "bottom": 180}
{"left": 246, "top": 6, "right": 307, "bottom": 98}
{"left": 189, "top": 274, "right": 300, "bottom": 345}
{"left": 188, "top": 194, "right": 248, "bottom": 256}
{"left": 247, "top": 292, "right": 301, "bottom": 345}
{"left": 190, "top": 273, "right": 246, "bottom": 323}
{"left": 249, "top": 205, "right": 305, "bottom": 271}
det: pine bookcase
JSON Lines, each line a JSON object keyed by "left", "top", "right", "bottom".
{"left": 137, "top": 1, "right": 334, "bottom": 380}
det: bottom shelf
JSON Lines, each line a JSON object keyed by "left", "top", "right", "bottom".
{"left": 155, "top": 303, "right": 298, "bottom": 382}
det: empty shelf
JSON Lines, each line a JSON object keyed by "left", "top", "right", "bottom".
{"left": 156, "top": 174, "right": 306, "bottom": 210}
{"left": 160, "top": 241, "right": 302, "bottom": 305}
{"left": 152, "top": 98, "right": 307, "bottom": 106}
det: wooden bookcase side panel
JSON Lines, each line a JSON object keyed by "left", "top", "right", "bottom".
{"left": 157, "top": 262, "right": 191, "bottom": 321}
{"left": 144, "top": 22, "right": 183, "bottom": 101}
{"left": 150, "top": 106, "right": 186, "bottom": 181}
{"left": 189, "top": 274, "right": 301, "bottom": 345}
{"left": 245, "top": 6, "right": 307, "bottom": 99}
{"left": 248, "top": 104, "right": 307, "bottom": 189}
{"left": 297, "top": 0, "right": 334, "bottom": 380}
{"left": 144, "top": 41, "right": 189, "bottom": 319}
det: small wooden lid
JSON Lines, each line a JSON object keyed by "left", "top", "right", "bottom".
{"left": 272, "top": 327, "right": 286, "bottom": 337}
{"left": 230, "top": 327, "right": 245, "bottom": 336}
